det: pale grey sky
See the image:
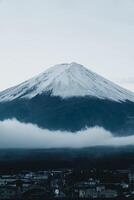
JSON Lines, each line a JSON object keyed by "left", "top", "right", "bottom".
{"left": 0, "top": 0, "right": 134, "bottom": 91}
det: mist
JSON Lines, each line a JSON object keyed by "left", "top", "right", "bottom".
{"left": 0, "top": 119, "right": 134, "bottom": 148}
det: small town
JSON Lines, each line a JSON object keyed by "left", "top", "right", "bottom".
{"left": 0, "top": 167, "right": 134, "bottom": 200}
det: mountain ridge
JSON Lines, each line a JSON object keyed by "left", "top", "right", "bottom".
{"left": 0, "top": 62, "right": 134, "bottom": 103}
{"left": 0, "top": 62, "right": 134, "bottom": 136}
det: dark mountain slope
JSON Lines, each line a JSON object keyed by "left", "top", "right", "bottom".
{"left": 0, "top": 94, "right": 134, "bottom": 136}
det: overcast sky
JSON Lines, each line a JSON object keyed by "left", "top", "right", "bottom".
{"left": 0, "top": 0, "right": 134, "bottom": 91}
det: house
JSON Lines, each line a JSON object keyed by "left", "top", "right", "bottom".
{"left": 73, "top": 180, "right": 118, "bottom": 199}
{"left": 0, "top": 175, "right": 17, "bottom": 186}
{"left": 73, "top": 181, "right": 97, "bottom": 199}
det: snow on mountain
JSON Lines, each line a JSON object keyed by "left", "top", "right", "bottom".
{"left": 0, "top": 62, "right": 134, "bottom": 103}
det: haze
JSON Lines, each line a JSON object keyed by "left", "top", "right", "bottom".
{"left": 0, "top": 119, "right": 134, "bottom": 148}
{"left": 0, "top": 0, "right": 134, "bottom": 91}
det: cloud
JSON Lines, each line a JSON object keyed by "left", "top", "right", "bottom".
{"left": 0, "top": 119, "right": 134, "bottom": 148}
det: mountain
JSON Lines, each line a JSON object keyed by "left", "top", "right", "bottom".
{"left": 1, "top": 62, "right": 134, "bottom": 102}
{"left": 0, "top": 62, "right": 134, "bottom": 135}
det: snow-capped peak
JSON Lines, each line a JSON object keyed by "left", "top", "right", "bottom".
{"left": 0, "top": 62, "right": 134, "bottom": 103}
